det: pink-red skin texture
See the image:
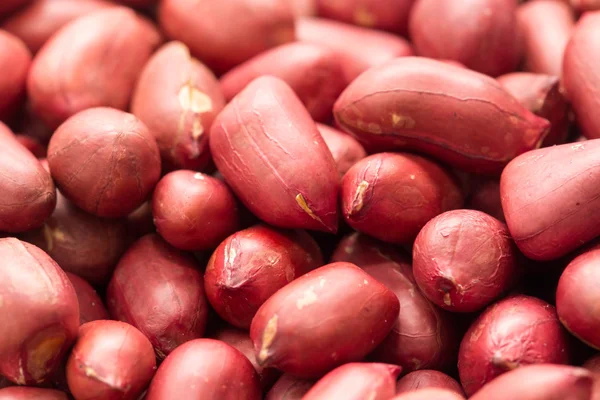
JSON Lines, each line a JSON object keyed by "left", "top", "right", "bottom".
{"left": 220, "top": 42, "right": 346, "bottom": 122}
{"left": 556, "top": 248, "right": 600, "bottom": 349}
{"left": 152, "top": 170, "right": 240, "bottom": 251}
{"left": 158, "top": 0, "right": 295, "bottom": 73}
{"left": 48, "top": 107, "right": 161, "bottom": 218}
{"left": 146, "top": 339, "right": 261, "bottom": 400}
{"left": 0, "top": 30, "right": 31, "bottom": 120}
{"left": 1, "top": 0, "right": 115, "bottom": 54}
{"left": 107, "top": 234, "right": 209, "bottom": 359}
{"left": 517, "top": 0, "right": 574, "bottom": 76}
{"left": 250, "top": 262, "right": 400, "bottom": 378}
{"left": 0, "top": 238, "right": 79, "bottom": 385}
{"left": 0, "top": 0, "right": 31, "bottom": 18}
{"left": 19, "top": 192, "right": 128, "bottom": 285}
{"left": 27, "top": 7, "right": 161, "bottom": 129}
{"left": 113, "top": 0, "right": 157, "bottom": 7}
{"left": 131, "top": 41, "right": 225, "bottom": 172}
{"left": 317, "top": 124, "right": 367, "bottom": 179}
{"left": 341, "top": 152, "right": 463, "bottom": 244}
{"left": 583, "top": 354, "right": 600, "bottom": 400}
{"left": 66, "top": 273, "right": 109, "bottom": 325}
{"left": 334, "top": 57, "right": 550, "bottom": 175}
{"left": 497, "top": 72, "right": 570, "bottom": 147}
{"left": 391, "top": 389, "right": 465, "bottom": 400}
{"left": 466, "top": 179, "right": 505, "bottom": 222}
{"left": 396, "top": 370, "right": 464, "bottom": 396}
{"left": 214, "top": 327, "right": 281, "bottom": 390}
{"left": 458, "top": 295, "right": 571, "bottom": 396}
{"left": 570, "top": 0, "right": 600, "bottom": 11}
{"left": 205, "top": 225, "right": 323, "bottom": 329}
{"left": 296, "top": 17, "right": 414, "bottom": 82}
{"left": 469, "top": 364, "right": 593, "bottom": 400}
{"left": 302, "top": 363, "right": 401, "bottom": 400}
{"left": 409, "top": 0, "right": 520, "bottom": 77}
{"left": 210, "top": 76, "right": 339, "bottom": 233}
{"left": 563, "top": 11, "right": 600, "bottom": 140}
{"left": 66, "top": 320, "right": 156, "bottom": 400}
{"left": 0, "top": 123, "right": 56, "bottom": 232}
{"left": 331, "top": 233, "right": 458, "bottom": 372}
{"left": 265, "top": 374, "right": 315, "bottom": 400}
{"left": 413, "top": 210, "right": 519, "bottom": 313}
{"left": 316, "top": 0, "right": 416, "bottom": 34}
{"left": 0, "top": 387, "right": 68, "bottom": 400}
{"left": 500, "top": 140, "right": 600, "bottom": 260}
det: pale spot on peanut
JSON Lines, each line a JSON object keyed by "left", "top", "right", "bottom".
{"left": 295, "top": 194, "right": 326, "bottom": 225}
{"left": 349, "top": 180, "right": 369, "bottom": 215}
{"left": 178, "top": 85, "right": 213, "bottom": 114}
{"left": 392, "top": 113, "right": 416, "bottom": 129}
{"left": 319, "top": 278, "right": 326, "bottom": 288}
{"left": 572, "top": 143, "right": 585, "bottom": 151}
{"left": 296, "top": 287, "right": 318, "bottom": 310}
{"left": 193, "top": 173, "right": 205, "bottom": 180}
{"left": 368, "top": 123, "right": 382, "bottom": 134}
{"left": 481, "top": 146, "right": 490, "bottom": 154}
{"left": 410, "top": 174, "right": 415, "bottom": 180}
{"left": 258, "top": 315, "right": 278, "bottom": 363}
{"left": 443, "top": 292, "right": 452, "bottom": 306}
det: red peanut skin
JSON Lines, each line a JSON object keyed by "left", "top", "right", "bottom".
{"left": 0, "top": 123, "right": 55, "bottom": 232}
{"left": 316, "top": 0, "right": 416, "bottom": 34}
{"left": 557, "top": 248, "right": 600, "bottom": 349}
{"left": 570, "top": 0, "right": 600, "bottom": 11}
{"left": 413, "top": 210, "right": 518, "bottom": 313}
{"left": 1, "top": 0, "right": 115, "bottom": 54}
{"left": 317, "top": 124, "right": 366, "bottom": 179}
{"left": 152, "top": 170, "right": 240, "bottom": 251}
{"left": 396, "top": 370, "right": 464, "bottom": 396}
{"left": 500, "top": 140, "right": 600, "bottom": 260}
{"left": 113, "top": 0, "right": 157, "bottom": 7}
{"left": 66, "top": 321, "right": 156, "bottom": 400}
{"left": 469, "top": 364, "right": 593, "bottom": 400}
{"left": 334, "top": 57, "right": 550, "bottom": 175}
{"left": 332, "top": 233, "right": 458, "bottom": 372}
{"left": 341, "top": 153, "right": 463, "bottom": 244}
{"left": 0, "top": 238, "right": 79, "bottom": 385}
{"left": 27, "top": 7, "right": 161, "bottom": 129}
{"left": 205, "top": 225, "right": 323, "bottom": 329}
{"left": 303, "top": 363, "right": 401, "bottom": 400}
{"left": 19, "top": 192, "right": 128, "bottom": 285}
{"left": 146, "top": 339, "right": 261, "bottom": 400}
{"left": 296, "top": 17, "right": 413, "bottom": 82}
{"left": 517, "top": 0, "right": 574, "bottom": 76}
{"left": 458, "top": 295, "right": 571, "bottom": 396}
{"left": 220, "top": 42, "right": 346, "bottom": 122}
{"left": 250, "top": 262, "right": 400, "bottom": 378}
{"left": 563, "top": 11, "right": 600, "bottom": 140}
{"left": 131, "top": 41, "right": 225, "bottom": 172}
{"left": 583, "top": 354, "right": 600, "bottom": 400}
{"left": 66, "top": 273, "right": 109, "bottom": 325}
{"left": 466, "top": 179, "right": 505, "bottom": 222}
{"left": 0, "top": 30, "right": 30, "bottom": 120}
{"left": 210, "top": 76, "right": 339, "bottom": 233}
{"left": 409, "top": 0, "right": 520, "bottom": 77}
{"left": 0, "top": 0, "right": 31, "bottom": 18}
{"left": 107, "top": 234, "right": 209, "bottom": 360}
{"left": 497, "top": 72, "right": 570, "bottom": 147}
{"left": 213, "top": 327, "right": 281, "bottom": 391}
{"left": 48, "top": 108, "right": 161, "bottom": 218}
{"left": 158, "top": 0, "right": 295, "bottom": 73}
{"left": 391, "top": 389, "right": 465, "bottom": 400}
{"left": 0, "top": 387, "right": 68, "bottom": 400}
{"left": 265, "top": 374, "right": 315, "bottom": 400}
